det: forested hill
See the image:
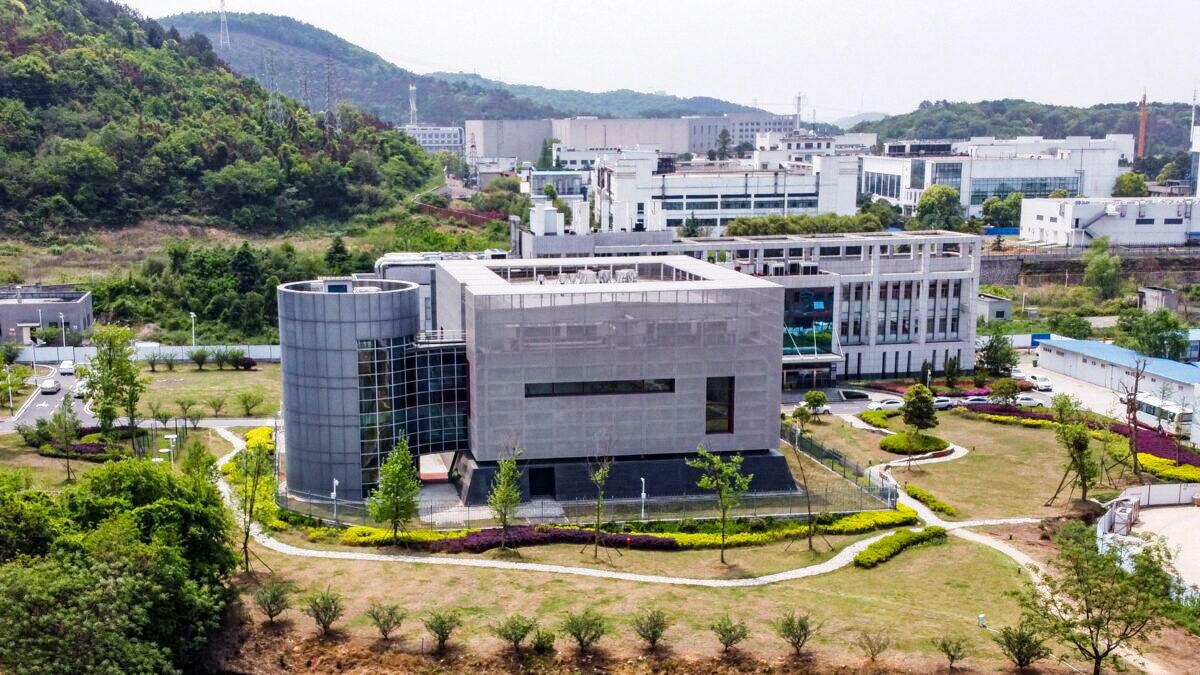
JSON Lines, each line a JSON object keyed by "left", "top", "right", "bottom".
{"left": 853, "top": 99, "right": 1195, "bottom": 155}
{"left": 159, "top": 12, "right": 564, "bottom": 125}
{"left": 0, "top": 0, "right": 436, "bottom": 233}
{"left": 426, "top": 72, "right": 761, "bottom": 118}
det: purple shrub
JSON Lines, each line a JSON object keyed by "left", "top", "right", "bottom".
{"left": 427, "top": 525, "right": 678, "bottom": 554}
{"left": 68, "top": 442, "right": 110, "bottom": 455}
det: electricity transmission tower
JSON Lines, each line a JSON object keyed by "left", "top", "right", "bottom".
{"left": 218, "top": 0, "right": 232, "bottom": 50}
{"left": 409, "top": 83, "right": 418, "bottom": 125}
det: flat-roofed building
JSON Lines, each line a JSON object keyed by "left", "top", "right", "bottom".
{"left": 0, "top": 284, "right": 92, "bottom": 345}
{"left": 1019, "top": 197, "right": 1199, "bottom": 247}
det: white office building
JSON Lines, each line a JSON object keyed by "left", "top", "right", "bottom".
{"left": 863, "top": 136, "right": 1127, "bottom": 217}
{"left": 592, "top": 149, "right": 858, "bottom": 235}
{"left": 750, "top": 131, "right": 877, "bottom": 168}
{"left": 1019, "top": 197, "right": 1200, "bottom": 247}
{"left": 400, "top": 124, "right": 464, "bottom": 156}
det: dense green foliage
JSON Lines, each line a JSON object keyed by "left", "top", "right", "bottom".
{"left": 429, "top": 71, "right": 769, "bottom": 120}
{"left": 879, "top": 432, "right": 949, "bottom": 455}
{"left": 160, "top": 12, "right": 561, "bottom": 126}
{"left": 853, "top": 526, "right": 947, "bottom": 568}
{"left": 0, "top": 0, "right": 436, "bottom": 233}
{"left": 1112, "top": 171, "right": 1149, "bottom": 197}
{"left": 1114, "top": 307, "right": 1188, "bottom": 360}
{"left": 904, "top": 484, "right": 959, "bottom": 517}
{"left": 722, "top": 212, "right": 884, "bottom": 236}
{"left": 854, "top": 99, "right": 1196, "bottom": 155}
{"left": 0, "top": 460, "right": 235, "bottom": 673}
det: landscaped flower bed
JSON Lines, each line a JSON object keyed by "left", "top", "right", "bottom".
{"left": 857, "top": 378, "right": 1030, "bottom": 397}
{"left": 880, "top": 433, "right": 950, "bottom": 455}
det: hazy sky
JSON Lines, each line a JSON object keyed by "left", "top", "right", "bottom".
{"left": 127, "top": 0, "right": 1198, "bottom": 120}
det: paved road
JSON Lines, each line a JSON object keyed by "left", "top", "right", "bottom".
{"left": 0, "top": 365, "right": 95, "bottom": 431}
{"left": 1135, "top": 506, "right": 1200, "bottom": 589}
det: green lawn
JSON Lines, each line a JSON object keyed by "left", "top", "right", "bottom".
{"left": 805, "top": 416, "right": 892, "bottom": 468}
{"left": 888, "top": 413, "right": 1116, "bottom": 520}
{"left": 139, "top": 363, "right": 280, "bottom": 419}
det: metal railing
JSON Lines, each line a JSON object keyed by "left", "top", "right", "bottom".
{"left": 780, "top": 422, "right": 898, "bottom": 507}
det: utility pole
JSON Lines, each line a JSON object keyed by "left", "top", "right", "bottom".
{"left": 218, "top": 0, "right": 231, "bottom": 50}
{"left": 794, "top": 91, "right": 804, "bottom": 133}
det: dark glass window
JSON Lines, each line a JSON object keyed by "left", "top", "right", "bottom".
{"left": 705, "top": 376, "right": 734, "bottom": 434}
{"left": 524, "top": 379, "right": 675, "bottom": 397}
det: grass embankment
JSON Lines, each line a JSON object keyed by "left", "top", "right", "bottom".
{"left": 139, "top": 363, "right": 281, "bottom": 418}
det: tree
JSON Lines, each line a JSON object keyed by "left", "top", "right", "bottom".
{"left": 981, "top": 191, "right": 1023, "bottom": 228}
{"left": 943, "top": 356, "right": 961, "bottom": 388}
{"left": 790, "top": 404, "right": 813, "bottom": 435}
{"left": 1054, "top": 422, "right": 1098, "bottom": 502}
{"left": 803, "top": 390, "right": 828, "bottom": 415}
{"left": 302, "top": 587, "right": 345, "bottom": 636}
{"left": 994, "top": 623, "right": 1050, "bottom": 671}
{"left": 588, "top": 460, "right": 610, "bottom": 559}
{"left": 913, "top": 184, "right": 965, "bottom": 231}
{"left": 977, "top": 330, "right": 1018, "bottom": 376}
{"left": 715, "top": 128, "right": 732, "bottom": 159}
{"left": 253, "top": 578, "right": 295, "bottom": 624}
{"left": 204, "top": 395, "right": 227, "bottom": 417}
{"left": 1048, "top": 313, "right": 1093, "bottom": 339}
{"left": 1048, "top": 187, "right": 1070, "bottom": 199}
{"left": 932, "top": 635, "right": 968, "bottom": 670}
{"left": 116, "top": 360, "right": 146, "bottom": 452}
{"left": 774, "top": 611, "right": 819, "bottom": 658}
{"left": 991, "top": 378, "right": 1022, "bottom": 406}
{"left": 234, "top": 441, "right": 272, "bottom": 572}
{"left": 1118, "top": 358, "right": 1147, "bottom": 476}
{"left": 187, "top": 347, "right": 210, "bottom": 371}
{"left": 1112, "top": 171, "right": 1149, "bottom": 197}
{"left": 488, "top": 448, "right": 522, "bottom": 550}
{"left": 560, "top": 608, "right": 606, "bottom": 653}
{"left": 80, "top": 324, "right": 138, "bottom": 438}
{"left": 0, "top": 342, "right": 20, "bottom": 366}
{"left": 686, "top": 446, "right": 753, "bottom": 564}
{"left": 1082, "top": 236, "right": 1122, "bottom": 300}
{"left": 364, "top": 601, "right": 406, "bottom": 640}
{"left": 901, "top": 384, "right": 938, "bottom": 439}
{"left": 631, "top": 608, "right": 671, "bottom": 651}
{"left": 0, "top": 365, "right": 29, "bottom": 414}
{"left": 493, "top": 614, "right": 538, "bottom": 653}
{"left": 710, "top": 615, "right": 748, "bottom": 654}
{"left": 324, "top": 236, "right": 352, "bottom": 274}
{"left": 367, "top": 438, "right": 421, "bottom": 544}
{"left": 48, "top": 400, "right": 81, "bottom": 483}
{"left": 1018, "top": 522, "right": 1173, "bottom": 675}
{"left": 535, "top": 138, "right": 559, "bottom": 170}
{"left": 681, "top": 211, "right": 703, "bottom": 238}
{"left": 175, "top": 397, "right": 197, "bottom": 419}
{"left": 236, "top": 390, "right": 266, "bottom": 416}
{"left": 423, "top": 610, "right": 463, "bottom": 654}
{"left": 1116, "top": 308, "right": 1187, "bottom": 360}
{"left": 1050, "top": 393, "right": 1082, "bottom": 425}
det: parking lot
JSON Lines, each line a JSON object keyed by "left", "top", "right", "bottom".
{"left": 1019, "top": 351, "right": 1125, "bottom": 416}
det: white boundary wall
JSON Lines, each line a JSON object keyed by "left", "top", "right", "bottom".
{"left": 17, "top": 344, "right": 281, "bottom": 365}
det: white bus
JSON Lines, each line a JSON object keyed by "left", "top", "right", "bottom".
{"left": 1135, "top": 393, "right": 1192, "bottom": 435}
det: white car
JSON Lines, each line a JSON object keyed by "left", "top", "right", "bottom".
{"left": 1014, "top": 394, "right": 1046, "bottom": 408}
{"left": 933, "top": 396, "right": 954, "bottom": 410}
{"left": 958, "top": 396, "right": 991, "bottom": 406}
{"left": 39, "top": 379, "right": 60, "bottom": 395}
{"left": 1026, "top": 374, "right": 1053, "bottom": 391}
{"left": 57, "top": 360, "right": 75, "bottom": 376}
{"left": 71, "top": 381, "right": 88, "bottom": 399}
{"left": 804, "top": 403, "right": 832, "bottom": 415}
{"left": 868, "top": 397, "right": 904, "bottom": 411}
{"left": 1009, "top": 368, "right": 1027, "bottom": 381}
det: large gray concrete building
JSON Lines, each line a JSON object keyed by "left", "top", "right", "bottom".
{"left": 0, "top": 284, "right": 92, "bottom": 344}
{"left": 278, "top": 257, "right": 793, "bottom": 504}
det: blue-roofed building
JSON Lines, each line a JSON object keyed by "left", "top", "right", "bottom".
{"left": 1037, "top": 338, "right": 1200, "bottom": 402}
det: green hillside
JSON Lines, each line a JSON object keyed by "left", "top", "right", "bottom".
{"left": 853, "top": 99, "right": 1194, "bottom": 155}
{"left": 159, "top": 12, "right": 563, "bottom": 126}
{"left": 427, "top": 71, "right": 760, "bottom": 118}
{"left": 0, "top": 0, "right": 436, "bottom": 233}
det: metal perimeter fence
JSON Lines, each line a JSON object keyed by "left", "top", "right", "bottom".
{"left": 779, "top": 422, "right": 898, "bottom": 504}
{"left": 275, "top": 437, "right": 897, "bottom": 531}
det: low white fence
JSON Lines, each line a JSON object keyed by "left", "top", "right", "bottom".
{"left": 18, "top": 344, "right": 281, "bottom": 365}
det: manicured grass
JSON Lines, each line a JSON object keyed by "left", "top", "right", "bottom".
{"left": 0, "top": 432, "right": 88, "bottom": 490}
{"left": 139, "top": 363, "right": 280, "bottom": 419}
{"left": 805, "top": 416, "right": 891, "bottom": 468}
{"left": 888, "top": 413, "right": 1118, "bottom": 520}
{"left": 249, "top": 535, "right": 1030, "bottom": 665}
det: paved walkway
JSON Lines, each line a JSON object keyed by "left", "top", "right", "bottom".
{"left": 1134, "top": 505, "right": 1200, "bottom": 589}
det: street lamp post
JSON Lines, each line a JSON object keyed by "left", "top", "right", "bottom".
{"left": 640, "top": 477, "right": 646, "bottom": 521}
{"left": 189, "top": 312, "right": 197, "bottom": 347}
{"left": 57, "top": 312, "right": 65, "bottom": 348}
{"left": 331, "top": 478, "right": 339, "bottom": 524}
{"left": 32, "top": 308, "right": 41, "bottom": 374}
{"left": 3, "top": 364, "right": 11, "bottom": 414}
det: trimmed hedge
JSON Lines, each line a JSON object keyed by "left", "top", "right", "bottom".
{"left": 853, "top": 526, "right": 947, "bottom": 568}
{"left": 340, "top": 526, "right": 472, "bottom": 547}
{"left": 1104, "top": 437, "right": 1200, "bottom": 482}
{"left": 904, "top": 485, "right": 959, "bottom": 517}
{"left": 824, "top": 505, "right": 918, "bottom": 534}
{"left": 243, "top": 426, "right": 275, "bottom": 453}
{"left": 859, "top": 409, "right": 901, "bottom": 428}
{"left": 879, "top": 433, "right": 949, "bottom": 455}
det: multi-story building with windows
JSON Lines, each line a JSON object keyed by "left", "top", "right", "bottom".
{"left": 864, "top": 136, "right": 1126, "bottom": 217}
{"left": 750, "top": 131, "right": 878, "bottom": 167}
{"left": 508, "top": 229, "right": 980, "bottom": 387}
{"left": 592, "top": 149, "right": 858, "bottom": 235}
{"left": 1019, "top": 196, "right": 1200, "bottom": 247}
{"left": 400, "top": 124, "right": 464, "bottom": 156}
{"left": 278, "top": 258, "right": 794, "bottom": 504}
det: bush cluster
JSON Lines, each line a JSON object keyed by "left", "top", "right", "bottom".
{"left": 879, "top": 433, "right": 949, "bottom": 455}
{"left": 859, "top": 409, "right": 901, "bottom": 428}
{"left": 904, "top": 485, "right": 959, "bottom": 517}
{"left": 243, "top": 427, "right": 275, "bottom": 453}
{"left": 824, "top": 505, "right": 918, "bottom": 535}
{"left": 853, "top": 527, "right": 948, "bottom": 568}
{"left": 339, "top": 526, "right": 472, "bottom": 547}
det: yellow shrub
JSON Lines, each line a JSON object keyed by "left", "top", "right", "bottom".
{"left": 244, "top": 426, "right": 275, "bottom": 453}
{"left": 339, "top": 525, "right": 472, "bottom": 547}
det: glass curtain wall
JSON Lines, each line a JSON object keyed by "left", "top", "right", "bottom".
{"left": 783, "top": 287, "right": 835, "bottom": 356}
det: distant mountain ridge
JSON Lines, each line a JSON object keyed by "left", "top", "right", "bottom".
{"left": 427, "top": 71, "right": 761, "bottom": 118}
{"left": 853, "top": 99, "right": 1195, "bottom": 155}
{"left": 159, "top": 12, "right": 759, "bottom": 125}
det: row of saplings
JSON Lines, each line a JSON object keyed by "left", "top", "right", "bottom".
{"left": 249, "top": 579, "right": 1053, "bottom": 669}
